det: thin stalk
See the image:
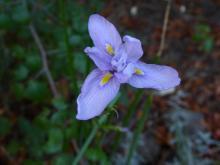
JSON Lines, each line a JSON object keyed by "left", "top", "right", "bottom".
{"left": 95, "top": 94, "right": 121, "bottom": 148}
{"left": 123, "top": 90, "right": 144, "bottom": 126}
{"left": 112, "top": 90, "right": 144, "bottom": 152}
{"left": 72, "top": 114, "right": 108, "bottom": 165}
{"left": 156, "top": 0, "right": 172, "bottom": 57}
{"left": 72, "top": 96, "right": 120, "bottom": 165}
{"left": 124, "top": 95, "right": 153, "bottom": 165}
{"left": 29, "top": 24, "right": 60, "bottom": 98}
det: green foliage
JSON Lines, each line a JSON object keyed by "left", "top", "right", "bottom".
{"left": 25, "top": 80, "right": 50, "bottom": 102}
{"left": 0, "top": 0, "right": 218, "bottom": 164}
{"left": 0, "top": 13, "right": 13, "bottom": 29}
{"left": 192, "top": 24, "right": 214, "bottom": 53}
{"left": 0, "top": 1, "right": 104, "bottom": 164}
{"left": 11, "top": 5, "right": 30, "bottom": 25}
{"left": 22, "top": 159, "right": 44, "bottom": 165}
{"left": 44, "top": 127, "right": 64, "bottom": 154}
{"left": 74, "top": 52, "right": 87, "bottom": 74}
{"left": 18, "top": 118, "right": 45, "bottom": 158}
{"left": 25, "top": 54, "right": 41, "bottom": 72}
{"left": 6, "top": 140, "right": 21, "bottom": 156}
{"left": 52, "top": 97, "right": 68, "bottom": 111}
{"left": 202, "top": 37, "right": 214, "bottom": 53}
{"left": 12, "top": 45, "right": 26, "bottom": 60}
{"left": 0, "top": 0, "right": 155, "bottom": 164}
{"left": 0, "top": 117, "right": 12, "bottom": 136}
{"left": 11, "top": 82, "right": 25, "bottom": 100}
{"left": 85, "top": 148, "right": 111, "bottom": 165}
{"left": 14, "top": 65, "right": 29, "bottom": 81}
{"left": 52, "top": 153, "right": 73, "bottom": 165}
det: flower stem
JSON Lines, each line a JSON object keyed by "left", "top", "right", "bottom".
{"left": 72, "top": 95, "right": 120, "bottom": 165}
{"left": 124, "top": 95, "right": 153, "bottom": 165}
{"left": 72, "top": 114, "right": 108, "bottom": 165}
{"left": 123, "top": 90, "right": 144, "bottom": 126}
{"left": 112, "top": 90, "right": 144, "bottom": 152}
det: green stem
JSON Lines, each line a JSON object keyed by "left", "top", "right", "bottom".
{"left": 112, "top": 90, "right": 144, "bottom": 151}
{"left": 123, "top": 90, "right": 144, "bottom": 126}
{"left": 72, "top": 95, "right": 120, "bottom": 165}
{"left": 72, "top": 114, "right": 108, "bottom": 165}
{"left": 124, "top": 95, "right": 153, "bottom": 165}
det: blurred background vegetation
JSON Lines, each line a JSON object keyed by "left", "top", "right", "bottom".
{"left": 0, "top": 0, "right": 220, "bottom": 165}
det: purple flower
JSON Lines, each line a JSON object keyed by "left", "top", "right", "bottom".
{"left": 76, "top": 14, "right": 180, "bottom": 120}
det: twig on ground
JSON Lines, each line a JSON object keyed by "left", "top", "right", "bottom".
{"left": 157, "top": 0, "right": 172, "bottom": 57}
{"left": 71, "top": 140, "right": 79, "bottom": 153}
{"left": 71, "top": 140, "right": 87, "bottom": 165}
{"left": 29, "top": 24, "right": 60, "bottom": 98}
{"left": 32, "top": 68, "right": 44, "bottom": 80}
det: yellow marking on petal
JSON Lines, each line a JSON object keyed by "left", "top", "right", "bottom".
{"left": 100, "top": 72, "right": 113, "bottom": 86}
{"left": 134, "top": 68, "right": 144, "bottom": 75}
{"left": 105, "top": 44, "right": 114, "bottom": 55}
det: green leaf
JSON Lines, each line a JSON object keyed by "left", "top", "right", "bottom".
{"left": 72, "top": 13, "right": 87, "bottom": 33}
{"left": 11, "top": 83, "right": 25, "bottom": 99}
{"left": 64, "top": 121, "right": 77, "bottom": 140}
{"left": 69, "top": 35, "right": 82, "bottom": 46}
{"left": 19, "top": 119, "right": 46, "bottom": 159}
{"left": 22, "top": 159, "right": 44, "bottom": 165}
{"left": 52, "top": 97, "right": 68, "bottom": 111}
{"left": 193, "top": 24, "right": 211, "bottom": 42}
{"left": 12, "top": 46, "right": 26, "bottom": 59}
{"left": 53, "top": 154, "right": 73, "bottom": 165}
{"left": 34, "top": 108, "right": 51, "bottom": 130}
{"left": 50, "top": 109, "right": 69, "bottom": 125}
{"left": 6, "top": 140, "right": 21, "bottom": 155}
{"left": 0, "top": 13, "right": 13, "bottom": 29}
{"left": 74, "top": 52, "right": 87, "bottom": 74}
{"left": 12, "top": 5, "right": 30, "bottom": 25}
{"left": 196, "top": 24, "right": 211, "bottom": 34}
{"left": 0, "top": 117, "right": 12, "bottom": 136}
{"left": 25, "top": 55, "right": 41, "bottom": 72}
{"left": 25, "top": 80, "right": 50, "bottom": 103}
{"left": 192, "top": 33, "right": 205, "bottom": 42}
{"left": 44, "top": 128, "right": 64, "bottom": 154}
{"left": 18, "top": 117, "right": 32, "bottom": 135}
{"left": 202, "top": 37, "right": 214, "bottom": 53}
{"left": 85, "top": 148, "right": 110, "bottom": 164}
{"left": 14, "top": 65, "right": 29, "bottom": 81}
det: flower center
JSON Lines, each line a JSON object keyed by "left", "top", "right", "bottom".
{"left": 111, "top": 49, "right": 127, "bottom": 72}
{"left": 111, "top": 57, "right": 127, "bottom": 72}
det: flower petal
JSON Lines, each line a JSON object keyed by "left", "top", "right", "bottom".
{"left": 122, "top": 35, "right": 143, "bottom": 62}
{"left": 77, "top": 69, "right": 120, "bottom": 120}
{"left": 88, "top": 14, "right": 122, "bottom": 53}
{"left": 128, "top": 61, "right": 181, "bottom": 90}
{"left": 84, "top": 47, "right": 112, "bottom": 71}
